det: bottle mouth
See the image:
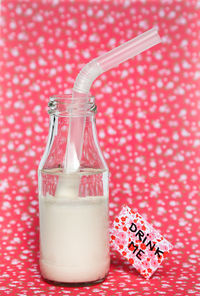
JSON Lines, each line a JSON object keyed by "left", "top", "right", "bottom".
{"left": 48, "top": 93, "right": 97, "bottom": 116}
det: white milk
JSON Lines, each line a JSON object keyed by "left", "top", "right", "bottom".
{"left": 39, "top": 194, "right": 110, "bottom": 283}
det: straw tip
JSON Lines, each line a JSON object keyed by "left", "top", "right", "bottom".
{"left": 151, "top": 26, "right": 162, "bottom": 43}
{"left": 151, "top": 26, "right": 159, "bottom": 32}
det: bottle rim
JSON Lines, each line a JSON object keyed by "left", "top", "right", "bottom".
{"left": 48, "top": 92, "right": 97, "bottom": 116}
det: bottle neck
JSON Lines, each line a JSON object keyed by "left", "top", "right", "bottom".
{"left": 39, "top": 93, "right": 108, "bottom": 173}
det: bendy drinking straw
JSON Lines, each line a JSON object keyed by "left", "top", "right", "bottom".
{"left": 64, "top": 27, "right": 161, "bottom": 173}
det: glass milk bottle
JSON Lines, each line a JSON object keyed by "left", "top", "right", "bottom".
{"left": 38, "top": 94, "right": 110, "bottom": 285}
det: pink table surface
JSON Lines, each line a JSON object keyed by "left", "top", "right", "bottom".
{"left": 0, "top": 0, "right": 200, "bottom": 295}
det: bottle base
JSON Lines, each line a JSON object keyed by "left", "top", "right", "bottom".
{"left": 42, "top": 274, "right": 108, "bottom": 287}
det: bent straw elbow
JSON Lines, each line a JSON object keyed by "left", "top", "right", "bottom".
{"left": 73, "top": 60, "right": 103, "bottom": 94}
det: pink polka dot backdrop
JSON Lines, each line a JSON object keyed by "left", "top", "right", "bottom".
{"left": 1, "top": 0, "right": 200, "bottom": 295}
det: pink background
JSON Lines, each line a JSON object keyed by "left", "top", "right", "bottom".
{"left": 1, "top": 0, "right": 200, "bottom": 295}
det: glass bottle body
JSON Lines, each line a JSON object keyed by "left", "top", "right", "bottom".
{"left": 38, "top": 95, "right": 110, "bottom": 285}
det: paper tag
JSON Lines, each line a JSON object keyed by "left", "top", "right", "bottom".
{"left": 110, "top": 205, "right": 173, "bottom": 279}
